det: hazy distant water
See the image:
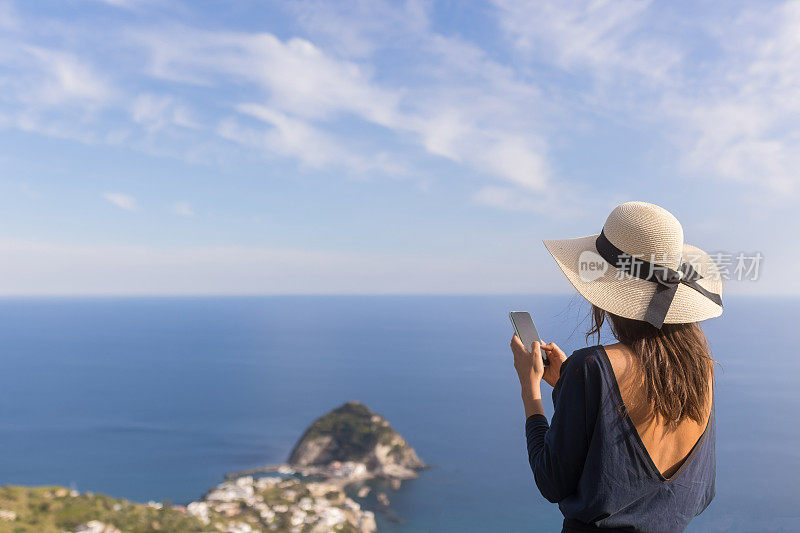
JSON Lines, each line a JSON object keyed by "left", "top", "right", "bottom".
{"left": 0, "top": 295, "right": 797, "bottom": 532}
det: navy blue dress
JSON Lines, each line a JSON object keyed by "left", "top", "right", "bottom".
{"left": 526, "top": 345, "right": 715, "bottom": 532}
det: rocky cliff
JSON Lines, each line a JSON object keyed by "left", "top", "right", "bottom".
{"left": 289, "top": 401, "right": 425, "bottom": 479}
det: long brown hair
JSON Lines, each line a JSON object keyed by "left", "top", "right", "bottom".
{"left": 587, "top": 305, "right": 715, "bottom": 430}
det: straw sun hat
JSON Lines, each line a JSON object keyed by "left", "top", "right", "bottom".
{"left": 543, "top": 201, "right": 723, "bottom": 328}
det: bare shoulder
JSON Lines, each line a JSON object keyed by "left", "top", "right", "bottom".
{"left": 602, "top": 342, "right": 637, "bottom": 381}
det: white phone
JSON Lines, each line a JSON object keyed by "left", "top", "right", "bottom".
{"left": 509, "top": 311, "right": 548, "bottom": 365}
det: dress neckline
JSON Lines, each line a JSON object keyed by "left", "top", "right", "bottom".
{"left": 597, "top": 345, "right": 714, "bottom": 483}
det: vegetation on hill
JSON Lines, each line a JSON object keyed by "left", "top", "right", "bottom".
{"left": 291, "top": 401, "right": 396, "bottom": 464}
{"left": 0, "top": 477, "right": 374, "bottom": 533}
{"left": 0, "top": 486, "right": 204, "bottom": 533}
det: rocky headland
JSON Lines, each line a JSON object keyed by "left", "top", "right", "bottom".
{"left": 289, "top": 401, "right": 426, "bottom": 481}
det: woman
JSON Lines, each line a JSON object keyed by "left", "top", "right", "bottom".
{"left": 511, "top": 201, "right": 722, "bottom": 532}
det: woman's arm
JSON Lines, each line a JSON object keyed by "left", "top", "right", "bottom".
{"left": 511, "top": 339, "right": 591, "bottom": 503}
{"left": 510, "top": 337, "right": 568, "bottom": 417}
{"left": 520, "top": 377, "right": 544, "bottom": 418}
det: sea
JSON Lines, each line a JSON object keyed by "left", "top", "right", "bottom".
{"left": 0, "top": 295, "right": 797, "bottom": 532}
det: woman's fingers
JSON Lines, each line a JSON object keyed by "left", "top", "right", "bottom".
{"left": 542, "top": 342, "right": 567, "bottom": 360}
{"left": 532, "top": 341, "right": 546, "bottom": 375}
{"left": 510, "top": 334, "right": 526, "bottom": 351}
{"left": 537, "top": 341, "right": 553, "bottom": 366}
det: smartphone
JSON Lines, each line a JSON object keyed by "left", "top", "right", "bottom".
{"left": 509, "top": 311, "right": 548, "bottom": 364}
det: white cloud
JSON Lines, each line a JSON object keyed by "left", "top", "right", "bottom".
{"left": 403, "top": 34, "right": 551, "bottom": 191}
{"left": 668, "top": 1, "right": 800, "bottom": 194}
{"left": 280, "top": 2, "right": 551, "bottom": 191}
{"left": 103, "top": 192, "right": 138, "bottom": 211}
{"left": 492, "top": 0, "right": 800, "bottom": 196}
{"left": 0, "top": 38, "right": 115, "bottom": 145}
{"left": 87, "top": 0, "right": 162, "bottom": 10}
{"left": 20, "top": 46, "right": 114, "bottom": 106}
{"left": 287, "top": 0, "right": 431, "bottom": 58}
{"left": 135, "top": 28, "right": 402, "bottom": 125}
{"left": 0, "top": 0, "right": 20, "bottom": 30}
{"left": 131, "top": 93, "right": 199, "bottom": 131}
{"left": 171, "top": 201, "right": 194, "bottom": 216}
{"left": 131, "top": 21, "right": 553, "bottom": 191}
{"left": 225, "top": 103, "right": 371, "bottom": 172}
{"left": 492, "top": 0, "right": 681, "bottom": 83}
{"left": 90, "top": 0, "right": 136, "bottom": 6}
{"left": 477, "top": 136, "right": 549, "bottom": 191}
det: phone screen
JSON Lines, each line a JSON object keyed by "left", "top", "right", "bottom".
{"left": 509, "top": 311, "right": 547, "bottom": 362}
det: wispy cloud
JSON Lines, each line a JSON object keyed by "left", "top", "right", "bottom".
{"left": 88, "top": 0, "right": 162, "bottom": 11}
{"left": 103, "top": 192, "right": 138, "bottom": 211}
{"left": 133, "top": 28, "right": 403, "bottom": 125}
{"left": 130, "top": 93, "right": 199, "bottom": 131}
{"left": 492, "top": 0, "right": 680, "bottom": 83}
{"left": 16, "top": 46, "right": 114, "bottom": 107}
{"left": 221, "top": 104, "right": 375, "bottom": 172}
{"left": 170, "top": 201, "right": 194, "bottom": 217}
{"left": 669, "top": 2, "right": 800, "bottom": 194}
{"left": 0, "top": 0, "right": 19, "bottom": 30}
{"left": 492, "top": 0, "right": 800, "bottom": 196}
{"left": 286, "top": 0, "right": 430, "bottom": 58}
{"left": 0, "top": 34, "right": 116, "bottom": 143}
{"left": 130, "top": 20, "right": 553, "bottom": 190}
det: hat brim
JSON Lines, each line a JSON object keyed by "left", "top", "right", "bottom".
{"left": 543, "top": 234, "right": 723, "bottom": 324}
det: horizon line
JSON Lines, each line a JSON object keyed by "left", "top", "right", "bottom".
{"left": 0, "top": 292, "right": 790, "bottom": 299}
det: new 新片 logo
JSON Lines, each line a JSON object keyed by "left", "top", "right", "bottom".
{"left": 578, "top": 250, "right": 608, "bottom": 282}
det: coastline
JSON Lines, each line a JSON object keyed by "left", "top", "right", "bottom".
{"left": 226, "top": 461, "right": 424, "bottom": 487}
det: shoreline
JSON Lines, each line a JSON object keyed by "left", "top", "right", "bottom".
{"left": 226, "top": 461, "right": 423, "bottom": 489}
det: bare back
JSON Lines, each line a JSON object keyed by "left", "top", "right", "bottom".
{"left": 604, "top": 342, "right": 714, "bottom": 479}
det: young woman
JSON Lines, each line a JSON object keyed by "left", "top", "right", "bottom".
{"left": 511, "top": 202, "right": 722, "bottom": 532}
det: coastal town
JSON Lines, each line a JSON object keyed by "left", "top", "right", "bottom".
{"left": 185, "top": 474, "right": 377, "bottom": 532}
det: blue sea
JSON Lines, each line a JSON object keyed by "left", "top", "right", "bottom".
{"left": 0, "top": 295, "right": 797, "bottom": 532}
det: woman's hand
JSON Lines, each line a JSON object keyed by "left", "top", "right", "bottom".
{"left": 511, "top": 335, "right": 545, "bottom": 384}
{"left": 540, "top": 342, "right": 568, "bottom": 388}
{"left": 511, "top": 335, "right": 546, "bottom": 418}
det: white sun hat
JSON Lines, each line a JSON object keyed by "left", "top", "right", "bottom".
{"left": 543, "top": 201, "right": 723, "bottom": 328}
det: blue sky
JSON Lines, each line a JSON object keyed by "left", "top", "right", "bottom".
{"left": 0, "top": 0, "right": 797, "bottom": 295}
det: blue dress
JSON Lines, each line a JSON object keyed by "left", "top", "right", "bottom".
{"left": 525, "top": 345, "right": 715, "bottom": 532}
